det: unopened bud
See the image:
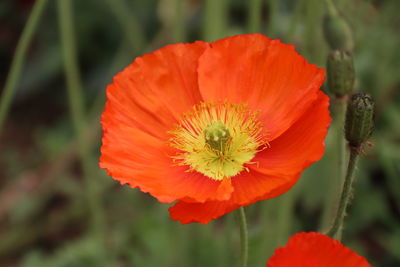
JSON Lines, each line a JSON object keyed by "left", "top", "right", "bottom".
{"left": 327, "top": 50, "right": 355, "bottom": 97}
{"left": 323, "top": 2, "right": 354, "bottom": 51}
{"left": 345, "top": 93, "right": 375, "bottom": 148}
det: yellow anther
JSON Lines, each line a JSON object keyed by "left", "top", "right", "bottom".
{"left": 168, "top": 102, "right": 269, "bottom": 180}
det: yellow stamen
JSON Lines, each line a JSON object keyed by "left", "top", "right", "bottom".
{"left": 168, "top": 102, "right": 269, "bottom": 180}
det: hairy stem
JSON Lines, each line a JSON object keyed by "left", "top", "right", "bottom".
{"left": 327, "top": 146, "right": 359, "bottom": 240}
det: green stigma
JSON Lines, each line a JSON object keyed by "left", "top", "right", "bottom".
{"left": 204, "top": 121, "right": 231, "bottom": 152}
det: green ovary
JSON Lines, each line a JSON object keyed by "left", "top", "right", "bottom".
{"left": 204, "top": 120, "right": 231, "bottom": 152}
{"left": 186, "top": 121, "right": 258, "bottom": 180}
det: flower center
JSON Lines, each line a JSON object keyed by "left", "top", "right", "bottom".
{"left": 168, "top": 102, "right": 268, "bottom": 180}
{"left": 204, "top": 120, "right": 231, "bottom": 152}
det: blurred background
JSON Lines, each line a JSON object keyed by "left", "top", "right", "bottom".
{"left": 0, "top": 0, "right": 399, "bottom": 266}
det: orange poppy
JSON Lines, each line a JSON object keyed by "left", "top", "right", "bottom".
{"left": 267, "top": 232, "right": 371, "bottom": 267}
{"left": 100, "top": 34, "right": 331, "bottom": 224}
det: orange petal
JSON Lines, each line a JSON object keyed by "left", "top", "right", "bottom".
{"left": 267, "top": 232, "right": 371, "bottom": 267}
{"left": 198, "top": 34, "right": 325, "bottom": 140}
{"left": 169, "top": 171, "right": 300, "bottom": 224}
{"left": 100, "top": 124, "right": 233, "bottom": 203}
{"left": 169, "top": 71, "right": 331, "bottom": 223}
{"left": 103, "top": 41, "right": 208, "bottom": 140}
{"left": 229, "top": 170, "right": 301, "bottom": 205}
{"left": 216, "top": 178, "right": 234, "bottom": 201}
{"left": 100, "top": 40, "right": 239, "bottom": 203}
{"left": 250, "top": 91, "right": 331, "bottom": 177}
{"left": 169, "top": 199, "right": 240, "bottom": 224}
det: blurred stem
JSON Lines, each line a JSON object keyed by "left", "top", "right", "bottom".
{"left": 320, "top": 96, "right": 347, "bottom": 230}
{"left": 267, "top": 0, "right": 278, "bottom": 35}
{"left": 325, "top": 0, "right": 339, "bottom": 16}
{"left": 203, "top": 0, "right": 227, "bottom": 41}
{"left": 305, "top": 0, "right": 324, "bottom": 62}
{"left": 173, "top": 0, "right": 186, "bottom": 42}
{"left": 105, "top": 0, "right": 144, "bottom": 53}
{"left": 259, "top": 188, "right": 297, "bottom": 261}
{"left": 288, "top": 0, "right": 304, "bottom": 40}
{"left": 237, "top": 207, "right": 248, "bottom": 267}
{"left": 57, "top": 0, "right": 103, "bottom": 240}
{"left": 259, "top": 202, "right": 277, "bottom": 259}
{"left": 336, "top": 97, "right": 348, "bottom": 185}
{"left": 327, "top": 146, "right": 359, "bottom": 240}
{"left": 0, "top": 0, "right": 49, "bottom": 132}
{"left": 248, "top": 0, "right": 262, "bottom": 33}
{"left": 224, "top": 213, "right": 236, "bottom": 266}
{"left": 275, "top": 189, "right": 296, "bottom": 245}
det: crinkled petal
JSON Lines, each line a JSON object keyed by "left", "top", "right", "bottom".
{"left": 104, "top": 41, "right": 208, "bottom": 140}
{"left": 101, "top": 124, "right": 233, "bottom": 203}
{"left": 198, "top": 33, "right": 325, "bottom": 140}
{"left": 101, "top": 41, "right": 234, "bottom": 203}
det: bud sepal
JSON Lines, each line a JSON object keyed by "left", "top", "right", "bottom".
{"left": 345, "top": 93, "right": 375, "bottom": 148}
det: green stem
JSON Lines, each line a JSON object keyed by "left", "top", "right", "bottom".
{"left": 275, "top": 189, "right": 297, "bottom": 245}
{"left": 57, "top": 0, "right": 103, "bottom": 240}
{"left": 336, "top": 97, "right": 347, "bottom": 185}
{"left": 203, "top": 0, "right": 227, "bottom": 41}
{"left": 327, "top": 146, "right": 359, "bottom": 240}
{"left": 319, "top": 96, "right": 347, "bottom": 230}
{"left": 267, "top": 0, "right": 278, "bottom": 35}
{"left": 0, "top": 0, "right": 49, "bottom": 132}
{"left": 173, "top": 0, "right": 186, "bottom": 42}
{"left": 248, "top": 0, "right": 262, "bottom": 33}
{"left": 325, "top": 0, "right": 339, "bottom": 16}
{"left": 237, "top": 207, "right": 248, "bottom": 267}
{"left": 223, "top": 213, "right": 236, "bottom": 266}
{"left": 287, "top": 0, "right": 304, "bottom": 40}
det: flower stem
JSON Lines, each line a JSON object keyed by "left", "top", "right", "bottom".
{"left": 319, "top": 97, "right": 347, "bottom": 231}
{"left": 57, "top": 0, "right": 103, "bottom": 240}
{"left": 0, "top": 0, "right": 49, "bottom": 132}
{"left": 248, "top": 0, "right": 262, "bottom": 33}
{"left": 325, "top": 0, "right": 339, "bottom": 16}
{"left": 173, "top": 0, "right": 186, "bottom": 42}
{"left": 336, "top": 96, "right": 348, "bottom": 185}
{"left": 203, "top": 0, "right": 227, "bottom": 41}
{"left": 237, "top": 207, "right": 248, "bottom": 267}
{"left": 327, "top": 146, "right": 359, "bottom": 240}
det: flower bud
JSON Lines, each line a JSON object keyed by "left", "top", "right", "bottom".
{"left": 345, "top": 93, "right": 375, "bottom": 147}
{"left": 327, "top": 50, "right": 355, "bottom": 97}
{"left": 323, "top": 2, "right": 354, "bottom": 51}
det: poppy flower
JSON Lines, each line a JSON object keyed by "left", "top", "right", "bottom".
{"left": 267, "top": 232, "right": 371, "bottom": 267}
{"left": 100, "top": 33, "right": 331, "bottom": 224}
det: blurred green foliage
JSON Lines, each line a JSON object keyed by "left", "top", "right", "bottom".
{"left": 0, "top": 0, "right": 399, "bottom": 266}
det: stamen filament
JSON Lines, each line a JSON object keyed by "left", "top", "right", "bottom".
{"left": 168, "top": 102, "right": 269, "bottom": 180}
